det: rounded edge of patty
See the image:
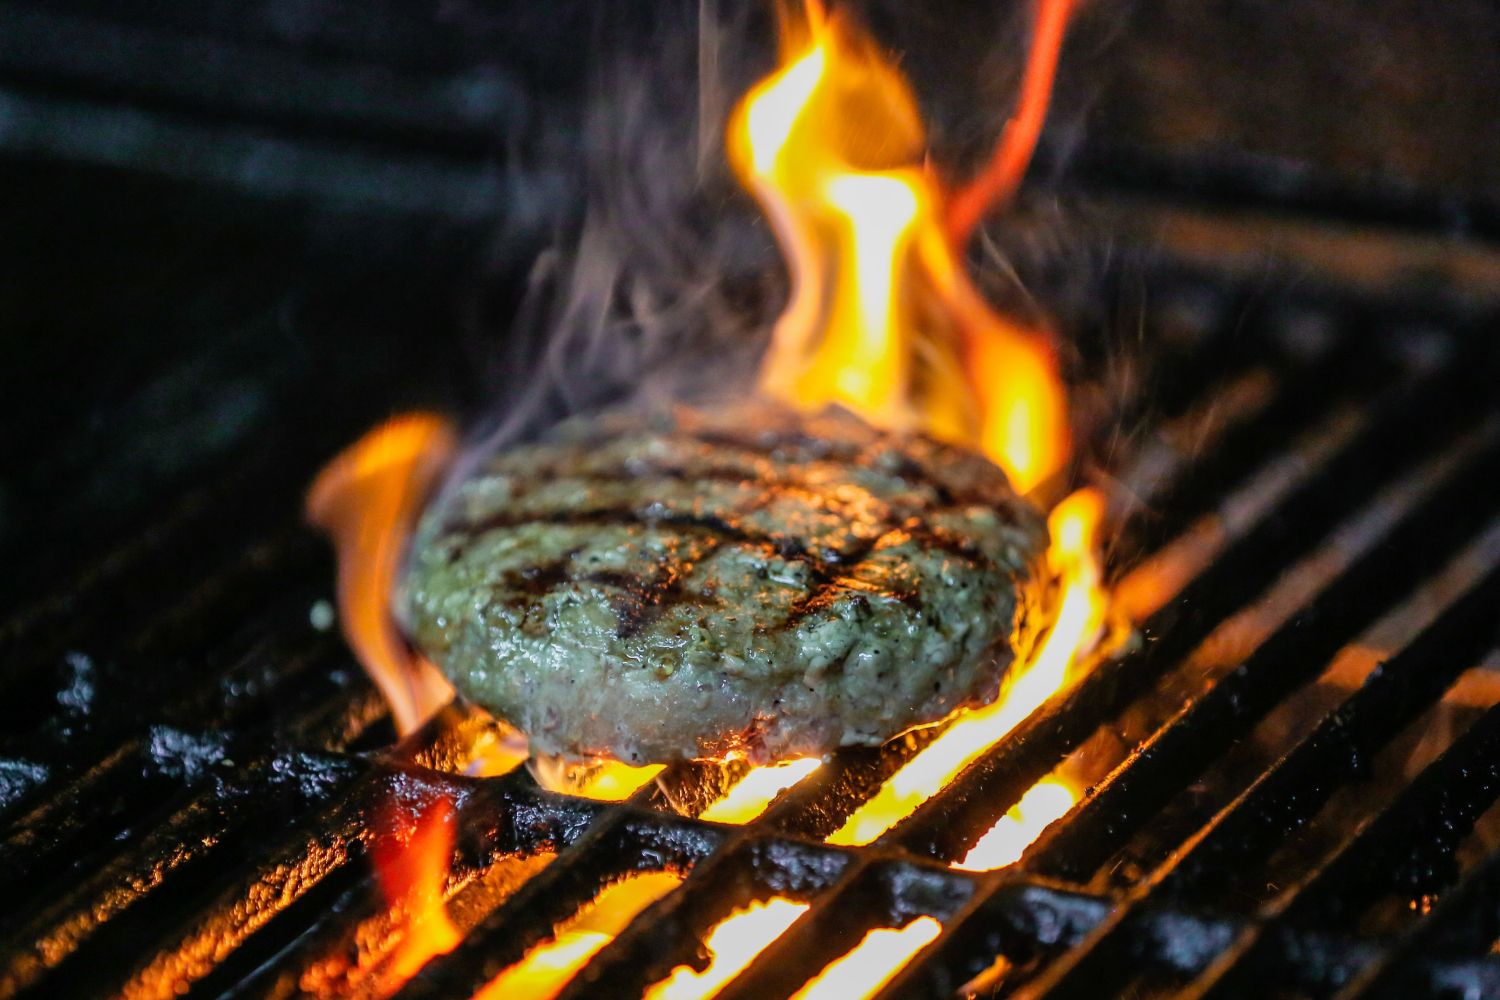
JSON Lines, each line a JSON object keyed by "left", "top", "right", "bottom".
{"left": 400, "top": 400, "right": 1050, "bottom": 764}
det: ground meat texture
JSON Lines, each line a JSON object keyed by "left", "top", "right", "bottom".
{"left": 400, "top": 401, "right": 1050, "bottom": 765}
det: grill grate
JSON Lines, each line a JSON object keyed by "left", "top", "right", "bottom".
{"left": 4, "top": 262, "right": 1500, "bottom": 1000}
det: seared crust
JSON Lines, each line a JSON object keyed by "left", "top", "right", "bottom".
{"left": 400, "top": 401, "right": 1048, "bottom": 764}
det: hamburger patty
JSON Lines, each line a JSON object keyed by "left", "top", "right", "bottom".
{"left": 400, "top": 401, "right": 1049, "bottom": 764}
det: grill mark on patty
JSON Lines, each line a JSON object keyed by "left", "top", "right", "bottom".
{"left": 773, "top": 521, "right": 1007, "bottom": 627}
{"left": 513, "top": 555, "right": 580, "bottom": 596}
{"left": 784, "top": 572, "right": 921, "bottom": 626}
{"left": 493, "top": 544, "right": 727, "bottom": 641}
{"left": 445, "top": 502, "right": 999, "bottom": 577}
{"left": 442, "top": 418, "right": 1032, "bottom": 643}
{"left": 407, "top": 404, "right": 1047, "bottom": 762}
{"left": 444, "top": 501, "right": 1008, "bottom": 644}
{"left": 686, "top": 426, "right": 866, "bottom": 461}
{"left": 487, "top": 422, "right": 999, "bottom": 509}
{"left": 677, "top": 425, "right": 1001, "bottom": 505}
{"left": 585, "top": 530, "right": 733, "bottom": 640}
{"left": 584, "top": 567, "right": 692, "bottom": 639}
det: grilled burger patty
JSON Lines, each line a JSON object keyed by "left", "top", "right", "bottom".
{"left": 401, "top": 401, "right": 1049, "bottom": 764}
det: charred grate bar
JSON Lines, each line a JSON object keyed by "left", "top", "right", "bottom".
{"left": 4, "top": 262, "right": 1500, "bottom": 1000}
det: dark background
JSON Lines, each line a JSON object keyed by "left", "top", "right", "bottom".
{"left": 3, "top": 0, "right": 1497, "bottom": 607}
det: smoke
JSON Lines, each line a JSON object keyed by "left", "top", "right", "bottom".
{"left": 444, "top": 0, "right": 1135, "bottom": 497}
{"left": 446, "top": 0, "right": 784, "bottom": 491}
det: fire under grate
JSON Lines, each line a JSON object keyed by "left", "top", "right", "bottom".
{"left": 4, "top": 261, "right": 1500, "bottom": 1000}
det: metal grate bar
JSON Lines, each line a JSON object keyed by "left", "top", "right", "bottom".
{"left": 1022, "top": 426, "right": 1500, "bottom": 884}
{"left": 1182, "top": 695, "right": 1500, "bottom": 998}
{"left": 1108, "top": 314, "right": 1382, "bottom": 566}
{"left": 892, "top": 350, "right": 1485, "bottom": 864}
{"left": 0, "top": 623, "right": 381, "bottom": 879}
{"left": 710, "top": 861, "right": 969, "bottom": 1000}
{"left": 1018, "top": 558, "right": 1500, "bottom": 999}
{"left": 552, "top": 837, "right": 853, "bottom": 999}
{"left": 1336, "top": 838, "right": 1500, "bottom": 998}
{"left": 393, "top": 785, "right": 718, "bottom": 1000}
{"left": 0, "top": 750, "right": 365, "bottom": 998}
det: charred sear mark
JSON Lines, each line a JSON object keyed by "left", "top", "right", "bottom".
{"left": 686, "top": 427, "right": 866, "bottom": 463}
{"left": 438, "top": 419, "right": 1026, "bottom": 642}
{"left": 583, "top": 548, "right": 723, "bottom": 639}
{"left": 511, "top": 554, "right": 579, "bottom": 596}
{"left": 681, "top": 424, "right": 1003, "bottom": 505}
{"left": 885, "top": 453, "right": 959, "bottom": 506}
{"left": 444, "top": 490, "right": 1002, "bottom": 598}
{"left": 449, "top": 505, "right": 976, "bottom": 576}
{"left": 784, "top": 574, "right": 920, "bottom": 627}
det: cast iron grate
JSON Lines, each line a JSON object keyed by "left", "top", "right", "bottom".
{"left": 3, "top": 262, "right": 1500, "bottom": 1000}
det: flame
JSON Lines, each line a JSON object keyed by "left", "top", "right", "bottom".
{"left": 530, "top": 756, "right": 666, "bottom": 802}
{"left": 306, "top": 414, "right": 458, "bottom": 735}
{"left": 370, "top": 790, "right": 462, "bottom": 986}
{"left": 830, "top": 488, "right": 1105, "bottom": 846}
{"left": 533, "top": 755, "right": 819, "bottom": 816}
{"left": 477, "top": 932, "right": 611, "bottom": 1000}
{"left": 571, "top": 763, "right": 665, "bottom": 801}
{"left": 463, "top": 723, "right": 531, "bottom": 778}
{"left": 699, "top": 757, "right": 822, "bottom": 824}
{"left": 946, "top": 0, "right": 1077, "bottom": 243}
{"left": 790, "top": 916, "right": 943, "bottom": 1000}
{"left": 474, "top": 871, "right": 683, "bottom": 1000}
{"left": 730, "top": 1, "right": 1069, "bottom": 492}
{"left": 644, "top": 897, "right": 811, "bottom": 1000}
{"left": 953, "top": 778, "right": 1076, "bottom": 871}
{"left": 312, "top": 6, "right": 1087, "bottom": 994}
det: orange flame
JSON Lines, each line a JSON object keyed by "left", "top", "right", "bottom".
{"left": 474, "top": 872, "right": 683, "bottom": 1000}
{"left": 529, "top": 756, "right": 666, "bottom": 803}
{"left": 730, "top": 1, "right": 1069, "bottom": 492}
{"left": 953, "top": 778, "right": 1076, "bottom": 871}
{"left": 306, "top": 414, "right": 458, "bottom": 735}
{"left": 698, "top": 757, "right": 822, "bottom": 824}
{"left": 790, "top": 916, "right": 943, "bottom": 1000}
{"left": 370, "top": 790, "right": 462, "bottom": 986}
{"left": 644, "top": 897, "right": 811, "bottom": 1000}
{"left": 830, "top": 488, "right": 1105, "bottom": 846}
{"left": 312, "top": 4, "right": 1088, "bottom": 993}
{"left": 947, "top": 0, "right": 1077, "bottom": 244}
{"left": 533, "top": 755, "right": 819, "bottom": 816}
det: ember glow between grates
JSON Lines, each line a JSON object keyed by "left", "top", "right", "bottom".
{"left": 473, "top": 872, "right": 684, "bottom": 1000}
{"left": 790, "top": 916, "right": 944, "bottom": 1000}
{"left": 307, "top": 0, "right": 1099, "bottom": 995}
{"left": 644, "top": 898, "right": 811, "bottom": 1000}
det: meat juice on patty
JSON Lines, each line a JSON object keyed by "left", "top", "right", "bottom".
{"left": 400, "top": 401, "right": 1049, "bottom": 764}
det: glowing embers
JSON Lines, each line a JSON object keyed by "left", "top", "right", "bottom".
{"left": 306, "top": 414, "right": 457, "bottom": 735}
{"left": 790, "top": 916, "right": 943, "bottom": 1000}
{"left": 954, "top": 779, "right": 1076, "bottom": 871}
{"left": 645, "top": 897, "right": 811, "bottom": 1000}
{"left": 462, "top": 719, "right": 531, "bottom": 778}
{"left": 830, "top": 489, "right": 1107, "bottom": 846}
{"left": 475, "top": 871, "right": 684, "bottom": 1000}
{"left": 729, "top": 0, "right": 1068, "bottom": 492}
{"left": 699, "top": 757, "right": 822, "bottom": 824}
{"left": 532, "top": 754, "right": 821, "bottom": 817}
{"left": 530, "top": 756, "right": 666, "bottom": 802}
